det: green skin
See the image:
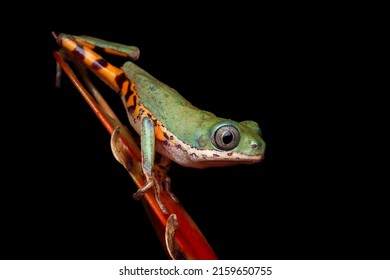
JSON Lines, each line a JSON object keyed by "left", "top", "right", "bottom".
{"left": 72, "top": 34, "right": 265, "bottom": 165}
{"left": 61, "top": 33, "right": 266, "bottom": 212}
{"left": 121, "top": 61, "right": 266, "bottom": 169}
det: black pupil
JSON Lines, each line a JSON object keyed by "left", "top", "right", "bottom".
{"left": 222, "top": 131, "right": 233, "bottom": 144}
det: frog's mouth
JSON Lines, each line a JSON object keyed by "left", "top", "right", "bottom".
{"left": 157, "top": 137, "right": 264, "bottom": 168}
{"left": 195, "top": 153, "right": 264, "bottom": 167}
{"left": 183, "top": 151, "right": 264, "bottom": 169}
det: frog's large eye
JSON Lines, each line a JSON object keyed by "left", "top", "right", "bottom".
{"left": 212, "top": 125, "right": 240, "bottom": 150}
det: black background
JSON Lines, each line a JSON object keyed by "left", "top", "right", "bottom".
{"left": 2, "top": 4, "right": 387, "bottom": 260}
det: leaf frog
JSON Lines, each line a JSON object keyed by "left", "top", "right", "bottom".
{"left": 54, "top": 33, "right": 266, "bottom": 213}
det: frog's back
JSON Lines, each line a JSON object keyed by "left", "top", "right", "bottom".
{"left": 121, "top": 61, "right": 216, "bottom": 139}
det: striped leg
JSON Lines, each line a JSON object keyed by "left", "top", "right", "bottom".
{"left": 54, "top": 32, "right": 134, "bottom": 95}
{"left": 53, "top": 32, "right": 171, "bottom": 213}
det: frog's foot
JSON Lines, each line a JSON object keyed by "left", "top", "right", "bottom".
{"left": 132, "top": 165, "right": 179, "bottom": 214}
{"left": 154, "top": 165, "right": 179, "bottom": 203}
{"left": 133, "top": 177, "right": 168, "bottom": 214}
{"left": 162, "top": 176, "right": 179, "bottom": 203}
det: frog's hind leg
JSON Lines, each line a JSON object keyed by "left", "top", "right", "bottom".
{"left": 53, "top": 32, "right": 135, "bottom": 96}
{"left": 53, "top": 32, "right": 171, "bottom": 213}
{"left": 53, "top": 32, "right": 140, "bottom": 60}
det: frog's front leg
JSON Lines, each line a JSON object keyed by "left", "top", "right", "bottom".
{"left": 132, "top": 117, "right": 174, "bottom": 214}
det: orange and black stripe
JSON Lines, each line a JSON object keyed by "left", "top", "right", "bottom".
{"left": 55, "top": 33, "right": 174, "bottom": 146}
{"left": 56, "top": 33, "right": 136, "bottom": 102}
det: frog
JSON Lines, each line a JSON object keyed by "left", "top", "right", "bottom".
{"left": 53, "top": 33, "right": 266, "bottom": 213}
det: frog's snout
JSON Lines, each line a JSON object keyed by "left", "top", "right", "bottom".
{"left": 251, "top": 139, "right": 266, "bottom": 159}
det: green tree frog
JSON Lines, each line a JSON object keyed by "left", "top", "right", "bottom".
{"left": 54, "top": 33, "right": 266, "bottom": 213}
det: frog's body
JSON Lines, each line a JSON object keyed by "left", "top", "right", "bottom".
{"left": 121, "top": 61, "right": 265, "bottom": 168}
{"left": 55, "top": 33, "right": 265, "bottom": 213}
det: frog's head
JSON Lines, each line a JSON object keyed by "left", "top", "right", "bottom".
{"left": 192, "top": 118, "right": 266, "bottom": 167}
